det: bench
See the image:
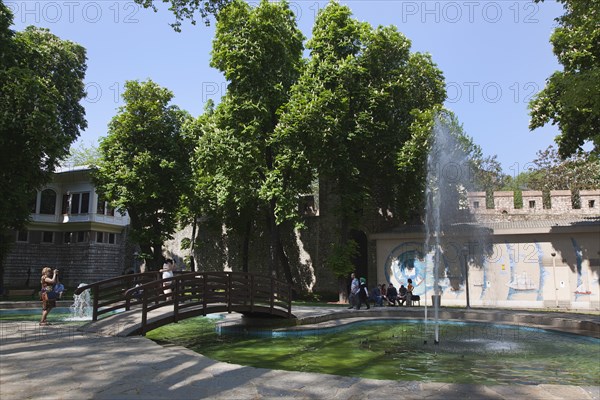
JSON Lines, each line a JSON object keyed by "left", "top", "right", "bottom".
{"left": 410, "top": 295, "right": 421, "bottom": 306}
{"left": 4, "top": 289, "right": 37, "bottom": 298}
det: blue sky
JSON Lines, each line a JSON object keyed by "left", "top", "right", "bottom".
{"left": 7, "top": 0, "right": 566, "bottom": 175}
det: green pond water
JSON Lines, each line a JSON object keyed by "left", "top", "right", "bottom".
{"left": 2, "top": 310, "right": 596, "bottom": 386}
{"left": 146, "top": 317, "right": 600, "bottom": 386}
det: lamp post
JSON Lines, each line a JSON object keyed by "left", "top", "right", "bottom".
{"left": 551, "top": 252, "right": 558, "bottom": 308}
{"left": 462, "top": 245, "right": 471, "bottom": 309}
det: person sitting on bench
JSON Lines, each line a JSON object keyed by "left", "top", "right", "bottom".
{"left": 386, "top": 283, "right": 399, "bottom": 306}
{"left": 398, "top": 284, "right": 408, "bottom": 306}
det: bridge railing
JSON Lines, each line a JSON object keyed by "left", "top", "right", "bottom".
{"left": 74, "top": 272, "right": 162, "bottom": 321}
{"left": 123, "top": 272, "right": 292, "bottom": 334}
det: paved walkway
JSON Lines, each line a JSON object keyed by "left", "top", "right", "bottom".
{"left": 1, "top": 306, "right": 599, "bottom": 399}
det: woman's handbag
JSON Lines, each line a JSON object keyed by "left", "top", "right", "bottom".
{"left": 40, "top": 289, "right": 58, "bottom": 301}
{"left": 54, "top": 283, "right": 65, "bottom": 294}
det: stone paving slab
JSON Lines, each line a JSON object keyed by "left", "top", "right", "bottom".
{"left": 1, "top": 319, "right": 599, "bottom": 400}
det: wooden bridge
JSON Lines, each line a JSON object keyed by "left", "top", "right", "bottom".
{"left": 74, "top": 271, "right": 294, "bottom": 335}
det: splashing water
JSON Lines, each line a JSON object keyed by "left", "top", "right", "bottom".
{"left": 69, "top": 283, "right": 92, "bottom": 320}
{"left": 424, "top": 114, "right": 473, "bottom": 343}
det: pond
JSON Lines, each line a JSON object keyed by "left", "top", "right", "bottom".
{"left": 146, "top": 317, "right": 600, "bottom": 386}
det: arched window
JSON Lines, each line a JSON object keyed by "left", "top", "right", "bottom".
{"left": 39, "top": 189, "right": 57, "bottom": 215}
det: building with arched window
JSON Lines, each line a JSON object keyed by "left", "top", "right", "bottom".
{"left": 4, "top": 166, "right": 131, "bottom": 289}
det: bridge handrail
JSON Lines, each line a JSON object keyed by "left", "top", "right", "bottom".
{"left": 122, "top": 271, "right": 292, "bottom": 335}
{"left": 73, "top": 272, "right": 163, "bottom": 321}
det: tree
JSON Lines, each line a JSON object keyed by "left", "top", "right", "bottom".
{"left": 529, "top": 0, "right": 600, "bottom": 158}
{"left": 528, "top": 146, "right": 600, "bottom": 191}
{"left": 63, "top": 142, "right": 101, "bottom": 167}
{"left": 93, "top": 80, "right": 191, "bottom": 270}
{"left": 178, "top": 100, "right": 215, "bottom": 271}
{"left": 0, "top": 3, "right": 87, "bottom": 289}
{"left": 502, "top": 146, "right": 599, "bottom": 208}
{"left": 275, "top": 1, "right": 446, "bottom": 296}
{"left": 193, "top": 0, "right": 304, "bottom": 280}
{"left": 134, "top": 0, "right": 233, "bottom": 30}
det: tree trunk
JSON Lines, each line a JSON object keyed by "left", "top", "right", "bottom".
{"left": 338, "top": 276, "right": 349, "bottom": 304}
{"left": 276, "top": 227, "right": 293, "bottom": 285}
{"left": 266, "top": 204, "right": 278, "bottom": 277}
{"left": 190, "top": 217, "right": 197, "bottom": 272}
{"left": 151, "top": 242, "right": 163, "bottom": 271}
{"left": 242, "top": 219, "right": 251, "bottom": 273}
{"left": 0, "top": 231, "right": 12, "bottom": 294}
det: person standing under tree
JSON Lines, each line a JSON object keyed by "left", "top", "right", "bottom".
{"left": 160, "top": 258, "right": 175, "bottom": 300}
{"left": 348, "top": 273, "right": 359, "bottom": 309}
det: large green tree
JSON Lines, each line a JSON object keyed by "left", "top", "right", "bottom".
{"left": 0, "top": 2, "right": 87, "bottom": 289}
{"left": 529, "top": 0, "right": 600, "bottom": 158}
{"left": 93, "top": 80, "right": 191, "bottom": 270}
{"left": 193, "top": 0, "right": 304, "bottom": 280}
{"left": 275, "top": 1, "right": 446, "bottom": 291}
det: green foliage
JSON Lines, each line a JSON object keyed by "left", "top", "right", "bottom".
{"left": 502, "top": 145, "right": 599, "bottom": 208}
{"left": 63, "top": 142, "right": 101, "bottom": 167}
{"left": 134, "top": 0, "right": 232, "bottom": 30}
{"left": 192, "top": 0, "right": 304, "bottom": 277}
{"left": 527, "top": 146, "right": 600, "bottom": 191}
{"left": 0, "top": 3, "right": 87, "bottom": 287}
{"left": 529, "top": 0, "right": 600, "bottom": 158}
{"left": 0, "top": 4, "right": 87, "bottom": 233}
{"left": 277, "top": 1, "right": 446, "bottom": 231}
{"left": 326, "top": 239, "right": 359, "bottom": 278}
{"left": 93, "top": 79, "right": 191, "bottom": 269}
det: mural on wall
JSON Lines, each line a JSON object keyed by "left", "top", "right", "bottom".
{"left": 478, "top": 258, "right": 490, "bottom": 300}
{"left": 505, "top": 242, "right": 546, "bottom": 301}
{"left": 382, "top": 240, "right": 597, "bottom": 305}
{"left": 534, "top": 242, "right": 547, "bottom": 301}
{"left": 572, "top": 238, "right": 592, "bottom": 300}
{"left": 383, "top": 242, "right": 451, "bottom": 297}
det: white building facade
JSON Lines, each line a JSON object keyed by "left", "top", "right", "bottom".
{"left": 4, "top": 166, "right": 131, "bottom": 289}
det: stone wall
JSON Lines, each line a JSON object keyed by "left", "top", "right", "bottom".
{"left": 4, "top": 234, "right": 130, "bottom": 290}
{"left": 163, "top": 179, "right": 401, "bottom": 299}
{"left": 469, "top": 190, "right": 600, "bottom": 221}
{"left": 375, "top": 229, "right": 600, "bottom": 311}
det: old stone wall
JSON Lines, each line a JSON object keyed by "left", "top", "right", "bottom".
{"left": 4, "top": 237, "right": 129, "bottom": 290}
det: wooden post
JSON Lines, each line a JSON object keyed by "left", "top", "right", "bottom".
{"left": 141, "top": 289, "right": 148, "bottom": 336}
{"left": 288, "top": 282, "right": 292, "bottom": 317}
{"left": 173, "top": 276, "right": 179, "bottom": 323}
{"left": 270, "top": 277, "right": 274, "bottom": 312}
{"left": 202, "top": 273, "right": 207, "bottom": 316}
{"left": 227, "top": 273, "right": 232, "bottom": 313}
{"left": 250, "top": 274, "right": 254, "bottom": 313}
{"left": 92, "top": 285, "right": 99, "bottom": 321}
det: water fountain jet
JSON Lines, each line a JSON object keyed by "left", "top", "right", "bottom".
{"left": 69, "top": 283, "right": 92, "bottom": 320}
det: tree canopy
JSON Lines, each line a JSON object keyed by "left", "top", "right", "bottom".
{"left": 275, "top": 1, "right": 446, "bottom": 279}
{"left": 529, "top": 0, "right": 600, "bottom": 158}
{"left": 0, "top": 2, "right": 87, "bottom": 287}
{"left": 134, "top": 0, "right": 233, "bottom": 30}
{"left": 63, "top": 142, "right": 101, "bottom": 167}
{"left": 0, "top": 3, "right": 87, "bottom": 233}
{"left": 519, "top": 146, "right": 600, "bottom": 192}
{"left": 93, "top": 79, "right": 191, "bottom": 269}
{"left": 192, "top": 0, "right": 304, "bottom": 280}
